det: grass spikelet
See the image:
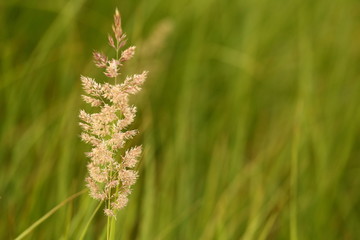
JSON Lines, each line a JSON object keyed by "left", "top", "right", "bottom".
{"left": 79, "top": 8, "right": 147, "bottom": 218}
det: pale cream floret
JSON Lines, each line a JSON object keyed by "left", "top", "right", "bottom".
{"left": 79, "top": 8, "right": 148, "bottom": 217}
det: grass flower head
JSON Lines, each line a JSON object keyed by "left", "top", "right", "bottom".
{"left": 79, "top": 8, "right": 147, "bottom": 217}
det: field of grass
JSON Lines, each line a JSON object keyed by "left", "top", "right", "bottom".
{"left": 1, "top": 0, "right": 360, "bottom": 239}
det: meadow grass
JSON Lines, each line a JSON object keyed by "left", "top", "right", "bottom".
{"left": 1, "top": 0, "right": 360, "bottom": 239}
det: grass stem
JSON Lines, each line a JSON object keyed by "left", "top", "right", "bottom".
{"left": 79, "top": 200, "right": 103, "bottom": 240}
{"left": 15, "top": 189, "right": 87, "bottom": 240}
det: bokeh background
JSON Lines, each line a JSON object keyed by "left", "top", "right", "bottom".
{"left": 1, "top": 0, "right": 360, "bottom": 239}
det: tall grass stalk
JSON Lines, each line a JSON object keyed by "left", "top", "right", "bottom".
{"left": 79, "top": 8, "right": 147, "bottom": 238}
{"left": 79, "top": 201, "right": 103, "bottom": 240}
{"left": 14, "top": 189, "right": 86, "bottom": 240}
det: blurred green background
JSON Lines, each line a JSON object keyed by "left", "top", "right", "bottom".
{"left": 1, "top": 0, "right": 360, "bottom": 239}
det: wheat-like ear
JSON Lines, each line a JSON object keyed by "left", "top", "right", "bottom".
{"left": 80, "top": 8, "right": 147, "bottom": 217}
